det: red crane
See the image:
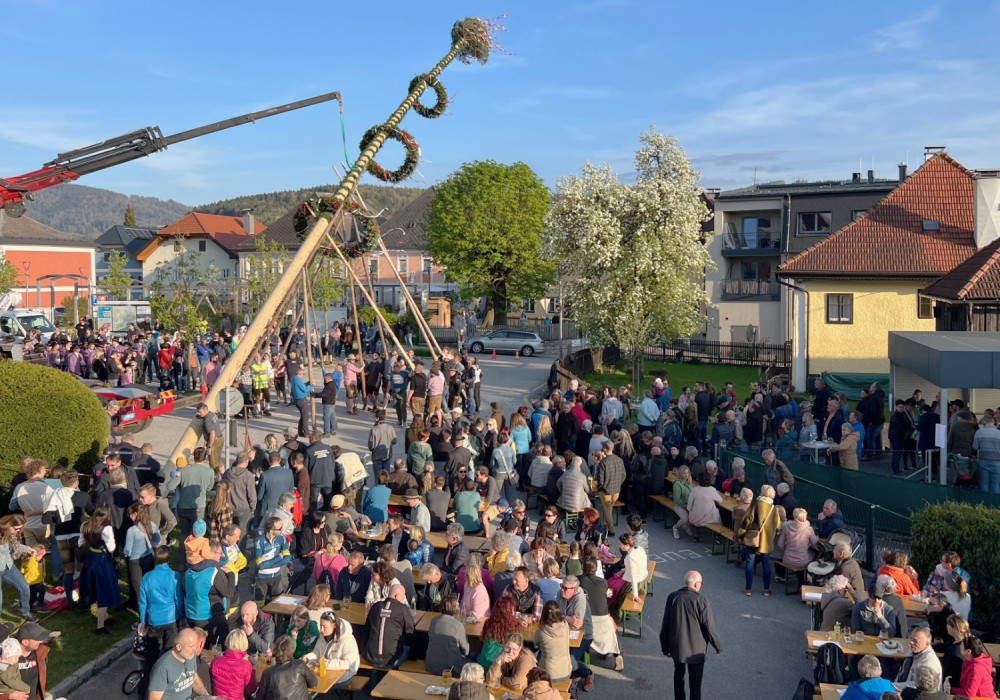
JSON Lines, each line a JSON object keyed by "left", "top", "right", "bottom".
{"left": 0, "top": 91, "right": 342, "bottom": 217}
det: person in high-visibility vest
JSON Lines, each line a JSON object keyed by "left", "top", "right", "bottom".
{"left": 250, "top": 351, "right": 272, "bottom": 417}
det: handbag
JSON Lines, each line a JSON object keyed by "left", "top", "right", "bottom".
{"left": 742, "top": 502, "right": 774, "bottom": 548}
{"left": 498, "top": 447, "right": 519, "bottom": 486}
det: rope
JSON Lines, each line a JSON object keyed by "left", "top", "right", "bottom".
{"left": 338, "top": 96, "right": 354, "bottom": 171}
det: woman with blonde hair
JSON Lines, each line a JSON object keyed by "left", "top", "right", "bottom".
{"left": 774, "top": 507, "right": 819, "bottom": 575}
{"left": 304, "top": 583, "right": 334, "bottom": 623}
{"left": 0, "top": 515, "right": 34, "bottom": 621}
{"left": 736, "top": 484, "right": 782, "bottom": 596}
{"left": 536, "top": 414, "right": 555, "bottom": 449}
{"left": 210, "top": 628, "right": 258, "bottom": 700}
{"left": 461, "top": 553, "right": 491, "bottom": 622}
{"left": 312, "top": 532, "right": 347, "bottom": 588}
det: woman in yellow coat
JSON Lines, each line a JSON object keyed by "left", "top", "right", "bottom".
{"left": 736, "top": 484, "right": 782, "bottom": 597}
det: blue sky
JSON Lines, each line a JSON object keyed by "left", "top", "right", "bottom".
{"left": 1, "top": 1, "right": 998, "bottom": 205}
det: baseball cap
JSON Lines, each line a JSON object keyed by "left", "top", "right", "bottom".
{"left": 16, "top": 622, "right": 56, "bottom": 643}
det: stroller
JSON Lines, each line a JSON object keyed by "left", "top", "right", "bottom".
{"left": 805, "top": 528, "right": 864, "bottom": 588}
{"left": 121, "top": 623, "right": 149, "bottom": 695}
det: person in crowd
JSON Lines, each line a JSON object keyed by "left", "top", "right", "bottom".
{"left": 520, "top": 667, "right": 562, "bottom": 700}
{"left": 0, "top": 515, "right": 37, "bottom": 622}
{"left": 254, "top": 516, "right": 292, "bottom": 604}
{"left": 922, "top": 551, "right": 968, "bottom": 596}
{"left": 460, "top": 553, "right": 491, "bottom": 622}
{"left": 873, "top": 575, "right": 908, "bottom": 638}
{"left": 851, "top": 591, "right": 898, "bottom": 639}
{"left": 671, "top": 466, "right": 694, "bottom": 540}
{"left": 575, "top": 508, "right": 607, "bottom": 548}
{"left": 774, "top": 508, "right": 819, "bottom": 579}
{"left": 479, "top": 595, "right": 521, "bottom": 672}
{"left": 685, "top": 472, "right": 722, "bottom": 531}
{"left": 827, "top": 423, "right": 860, "bottom": 470}
{"left": 227, "top": 600, "right": 276, "bottom": 656}
{"left": 426, "top": 594, "right": 471, "bottom": 676}
{"left": 147, "top": 628, "right": 210, "bottom": 700}
{"left": 877, "top": 550, "right": 920, "bottom": 597}
{"left": 831, "top": 542, "right": 866, "bottom": 598}
{"left": 124, "top": 502, "right": 160, "bottom": 607}
{"left": 210, "top": 629, "right": 258, "bottom": 700}
{"left": 486, "top": 631, "right": 538, "bottom": 691}
{"left": 936, "top": 613, "right": 969, "bottom": 689}
{"left": 816, "top": 499, "right": 846, "bottom": 539}
{"left": 841, "top": 654, "right": 896, "bottom": 700}
{"left": 258, "top": 636, "right": 318, "bottom": 700}
{"left": 78, "top": 505, "right": 121, "bottom": 636}
{"left": 949, "top": 635, "right": 997, "bottom": 698}
{"left": 819, "top": 575, "right": 855, "bottom": 632}
{"left": 895, "top": 627, "right": 942, "bottom": 689}
{"left": 285, "top": 605, "right": 320, "bottom": 659}
{"left": 361, "top": 583, "right": 414, "bottom": 669}
{"left": 559, "top": 574, "right": 596, "bottom": 689}
{"left": 659, "top": 570, "right": 722, "bottom": 700}
{"left": 308, "top": 609, "right": 360, "bottom": 690}
{"left": 534, "top": 601, "right": 572, "bottom": 683}
{"left": 365, "top": 561, "right": 397, "bottom": 607}
{"left": 535, "top": 557, "right": 563, "bottom": 604}
{"left": 606, "top": 533, "right": 648, "bottom": 620}
{"left": 736, "top": 484, "right": 782, "bottom": 597}
{"left": 941, "top": 571, "right": 972, "bottom": 619}
{"left": 557, "top": 456, "right": 591, "bottom": 513}
{"left": 362, "top": 470, "right": 392, "bottom": 526}
{"left": 447, "top": 663, "right": 491, "bottom": 700}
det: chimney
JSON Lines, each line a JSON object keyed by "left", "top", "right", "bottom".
{"left": 867, "top": 169, "right": 875, "bottom": 183}
{"left": 241, "top": 208, "right": 255, "bottom": 235}
{"left": 852, "top": 172, "right": 861, "bottom": 183}
{"left": 898, "top": 163, "right": 907, "bottom": 182}
{"left": 924, "top": 145, "right": 946, "bottom": 162}
{"left": 975, "top": 173, "right": 1000, "bottom": 249}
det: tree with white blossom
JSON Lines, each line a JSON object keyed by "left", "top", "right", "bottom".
{"left": 544, "top": 128, "right": 713, "bottom": 385}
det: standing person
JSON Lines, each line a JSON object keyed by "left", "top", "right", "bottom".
{"left": 390, "top": 359, "right": 411, "bottom": 427}
{"left": 170, "top": 447, "right": 216, "bottom": 542}
{"left": 659, "top": 570, "right": 721, "bottom": 700}
{"left": 973, "top": 414, "right": 1000, "bottom": 494}
{"left": 147, "top": 628, "right": 210, "bottom": 700}
{"left": 735, "top": 484, "right": 782, "bottom": 597}
{"left": 291, "top": 366, "right": 313, "bottom": 437}
{"left": 594, "top": 442, "right": 626, "bottom": 537}
{"left": 78, "top": 506, "right": 122, "bottom": 636}
{"left": 223, "top": 453, "right": 257, "bottom": 532}
{"left": 0, "top": 515, "right": 36, "bottom": 622}
{"left": 138, "top": 546, "right": 183, "bottom": 698}
{"left": 368, "top": 410, "right": 397, "bottom": 476}
{"left": 313, "top": 373, "right": 339, "bottom": 437}
{"left": 123, "top": 502, "right": 160, "bottom": 608}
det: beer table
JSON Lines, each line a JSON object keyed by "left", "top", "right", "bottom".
{"left": 804, "top": 630, "right": 910, "bottom": 660}
{"left": 416, "top": 612, "right": 582, "bottom": 648}
{"left": 371, "top": 670, "right": 571, "bottom": 700}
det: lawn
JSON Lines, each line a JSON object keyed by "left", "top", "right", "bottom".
{"left": 580, "top": 359, "right": 765, "bottom": 399}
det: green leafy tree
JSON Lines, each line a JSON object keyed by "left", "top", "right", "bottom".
{"left": 544, "top": 129, "right": 713, "bottom": 384}
{"left": 310, "top": 257, "right": 345, "bottom": 309}
{"left": 148, "top": 252, "right": 213, "bottom": 339}
{"left": 60, "top": 295, "right": 90, "bottom": 326}
{"left": 246, "top": 236, "right": 290, "bottom": 313}
{"left": 428, "top": 161, "right": 554, "bottom": 325}
{"left": 123, "top": 203, "right": 137, "bottom": 227}
{"left": 102, "top": 250, "right": 133, "bottom": 301}
{"left": 0, "top": 253, "right": 21, "bottom": 296}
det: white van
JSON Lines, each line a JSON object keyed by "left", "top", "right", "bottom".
{"left": 0, "top": 310, "right": 56, "bottom": 344}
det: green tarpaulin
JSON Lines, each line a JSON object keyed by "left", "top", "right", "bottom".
{"left": 820, "top": 372, "right": 890, "bottom": 401}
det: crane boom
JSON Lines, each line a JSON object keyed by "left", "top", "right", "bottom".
{"left": 0, "top": 91, "right": 342, "bottom": 217}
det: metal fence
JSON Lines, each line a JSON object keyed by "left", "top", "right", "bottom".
{"left": 719, "top": 448, "right": 912, "bottom": 568}
{"left": 644, "top": 338, "right": 791, "bottom": 367}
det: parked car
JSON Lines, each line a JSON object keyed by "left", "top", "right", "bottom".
{"left": 465, "top": 330, "right": 545, "bottom": 357}
{"left": 0, "top": 310, "right": 56, "bottom": 344}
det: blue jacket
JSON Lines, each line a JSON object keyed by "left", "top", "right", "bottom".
{"left": 185, "top": 560, "right": 235, "bottom": 622}
{"left": 257, "top": 466, "right": 295, "bottom": 518}
{"left": 363, "top": 485, "right": 391, "bottom": 524}
{"left": 195, "top": 342, "right": 211, "bottom": 362}
{"left": 254, "top": 533, "right": 291, "bottom": 580}
{"left": 291, "top": 375, "right": 311, "bottom": 400}
{"left": 139, "top": 563, "right": 183, "bottom": 627}
{"left": 841, "top": 677, "right": 896, "bottom": 700}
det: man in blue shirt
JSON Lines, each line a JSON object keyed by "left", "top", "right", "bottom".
{"left": 290, "top": 366, "right": 312, "bottom": 437}
{"left": 390, "top": 360, "right": 411, "bottom": 427}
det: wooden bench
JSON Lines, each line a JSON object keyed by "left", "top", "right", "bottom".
{"left": 704, "top": 523, "right": 737, "bottom": 561}
{"left": 773, "top": 558, "right": 804, "bottom": 595}
{"left": 619, "top": 560, "right": 657, "bottom": 638}
{"left": 335, "top": 674, "right": 368, "bottom": 698}
{"left": 358, "top": 659, "right": 427, "bottom": 673}
{"left": 612, "top": 499, "right": 626, "bottom": 527}
{"left": 648, "top": 494, "right": 676, "bottom": 529}
{"left": 524, "top": 485, "right": 543, "bottom": 510}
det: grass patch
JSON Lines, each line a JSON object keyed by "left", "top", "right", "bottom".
{"left": 580, "top": 360, "right": 765, "bottom": 397}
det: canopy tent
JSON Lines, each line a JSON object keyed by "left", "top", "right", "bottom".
{"left": 888, "top": 331, "right": 1000, "bottom": 484}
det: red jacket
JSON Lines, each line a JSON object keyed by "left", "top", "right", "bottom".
{"left": 954, "top": 653, "right": 996, "bottom": 698}
{"left": 158, "top": 347, "right": 174, "bottom": 371}
{"left": 210, "top": 649, "right": 258, "bottom": 700}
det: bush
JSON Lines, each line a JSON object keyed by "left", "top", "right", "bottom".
{"left": 0, "top": 362, "right": 107, "bottom": 491}
{"left": 357, "top": 306, "right": 401, "bottom": 333}
{"left": 911, "top": 501, "right": 1000, "bottom": 638}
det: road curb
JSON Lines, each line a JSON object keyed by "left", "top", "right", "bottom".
{"left": 50, "top": 634, "right": 133, "bottom": 698}
{"left": 523, "top": 380, "right": 549, "bottom": 405}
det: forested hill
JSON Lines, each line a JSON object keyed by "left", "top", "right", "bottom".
{"left": 22, "top": 183, "right": 425, "bottom": 237}
{"left": 196, "top": 184, "right": 424, "bottom": 224}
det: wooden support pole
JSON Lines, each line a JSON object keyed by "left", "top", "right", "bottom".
{"left": 302, "top": 268, "right": 317, "bottom": 434}
{"left": 348, "top": 271, "right": 367, "bottom": 399}
{"left": 168, "top": 28, "right": 473, "bottom": 468}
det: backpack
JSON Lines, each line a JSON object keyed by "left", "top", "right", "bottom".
{"left": 791, "top": 677, "right": 815, "bottom": 700}
{"left": 814, "top": 642, "right": 849, "bottom": 685}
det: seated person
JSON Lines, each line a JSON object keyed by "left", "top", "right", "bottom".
{"left": 876, "top": 549, "right": 919, "bottom": 597}
{"left": 454, "top": 479, "right": 483, "bottom": 535}
{"left": 900, "top": 666, "right": 947, "bottom": 700}
{"left": 360, "top": 583, "right": 414, "bottom": 669}
{"left": 841, "top": 654, "right": 896, "bottom": 700}
{"left": 950, "top": 636, "right": 996, "bottom": 699}
{"left": 850, "top": 594, "right": 898, "bottom": 639}
{"left": 819, "top": 575, "right": 855, "bottom": 633}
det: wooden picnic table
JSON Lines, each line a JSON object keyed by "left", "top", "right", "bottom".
{"left": 371, "top": 670, "right": 572, "bottom": 700}
{"left": 416, "top": 612, "right": 582, "bottom": 648}
{"left": 201, "top": 650, "right": 345, "bottom": 695}
{"left": 804, "top": 630, "right": 910, "bottom": 660}
{"left": 800, "top": 585, "right": 927, "bottom": 619}
{"left": 262, "top": 594, "right": 420, "bottom": 629}
{"left": 820, "top": 684, "right": 992, "bottom": 700}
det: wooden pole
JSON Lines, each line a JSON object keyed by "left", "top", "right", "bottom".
{"left": 168, "top": 29, "right": 473, "bottom": 468}
{"left": 302, "top": 268, "right": 316, "bottom": 434}
{"left": 326, "top": 231, "right": 414, "bottom": 371}
{"left": 348, "top": 272, "right": 367, "bottom": 399}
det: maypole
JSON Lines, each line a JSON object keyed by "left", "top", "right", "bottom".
{"left": 167, "top": 17, "right": 498, "bottom": 468}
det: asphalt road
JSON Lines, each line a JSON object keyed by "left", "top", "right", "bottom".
{"left": 67, "top": 352, "right": 816, "bottom": 699}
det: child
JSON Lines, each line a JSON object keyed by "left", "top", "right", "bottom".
{"left": 286, "top": 605, "right": 319, "bottom": 659}
{"left": 0, "top": 639, "right": 29, "bottom": 694}
{"left": 184, "top": 520, "right": 211, "bottom": 566}
{"left": 405, "top": 537, "right": 424, "bottom": 568}
{"left": 19, "top": 548, "right": 47, "bottom": 613}
{"left": 626, "top": 514, "right": 649, "bottom": 554}
{"left": 565, "top": 541, "right": 583, "bottom": 577}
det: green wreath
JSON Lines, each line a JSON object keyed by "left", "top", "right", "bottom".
{"left": 359, "top": 124, "right": 420, "bottom": 184}
{"left": 408, "top": 74, "right": 447, "bottom": 119}
{"left": 293, "top": 198, "right": 381, "bottom": 259}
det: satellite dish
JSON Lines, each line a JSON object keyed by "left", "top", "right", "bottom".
{"left": 746, "top": 324, "right": 758, "bottom": 343}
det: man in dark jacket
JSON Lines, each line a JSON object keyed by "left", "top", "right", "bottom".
{"left": 313, "top": 373, "right": 339, "bottom": 436}
{"left": 816, "top": 499, "right": 846, "bottom": 539}
{"left": 303, "top": 433, "right": 337, "bottom": 508}
{"left": 256, "top": 452, "right": 294, "bottom": 523}
{"left": 361, "top": 584, "right": 415, "bottom": 669}
{"left": 555, "top": 403, "right": 579, "bottom": 453}
{"left": 595, "top": 443, "right": 626, "bottom": 535}
{"left": 223, "top": 453, "right": 257, "bottom": 531}
{"left": 227, "top": 601, "right": 275, "bottom": 655}
{"left": 441, "top": 523, "right": 469, "bottom": 575}
{"left": 812, "top": 377, "right": 831, "bottom": 424}
{"left": 660, "top": 570, "right": 721, "bottom": 700}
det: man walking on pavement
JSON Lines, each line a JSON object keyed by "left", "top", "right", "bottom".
{"left": 660, "top": 570, "right": 721, "bottom": 700}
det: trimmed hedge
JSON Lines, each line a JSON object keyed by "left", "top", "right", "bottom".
{"left": 0, "top": 362, "right": 107, "bottom": 490}
{"left": 911, "top": 501, "right": 1000, "bottom": 638}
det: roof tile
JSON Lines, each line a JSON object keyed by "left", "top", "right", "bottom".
{"left": 779, "top": 153, "right": 976, "bottom": 277}
{"left": 922, "top": 238, "right": 1000, "bottom": 300}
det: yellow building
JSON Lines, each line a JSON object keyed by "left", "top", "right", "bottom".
{"left": 779, "top": 152, "right": 977, "bottom": 386}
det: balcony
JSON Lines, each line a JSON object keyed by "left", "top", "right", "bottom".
{"left": 721, "top": 230, "right": 782, "bottom": 256}
{"left": 720, "top": 278, "right": 780, "bottom": 301}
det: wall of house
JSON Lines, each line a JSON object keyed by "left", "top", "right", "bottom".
{"left": 786, "top": 191, "right": 893, "bottom": 253}
{"left": 800, "top": 278, "right": 934, "bottom": 376}
{"left": 142, "top": 239, "right": 236, "bottom": 283}
{"left": 0, "top": 245, "right": 96, "bottom": 308}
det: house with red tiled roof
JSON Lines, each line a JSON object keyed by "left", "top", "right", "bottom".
{"left": 777, "top": 151, "right": 980, "bottom": 384}
{"left": 136, "top": 211, "right": 264, "bottom": 286}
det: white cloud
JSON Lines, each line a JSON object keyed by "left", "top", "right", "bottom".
{"left": 0, "top": 108, "right": 97, "bottom": 153}
{"left": 869, "top": 8, "right": 939, "bottom": 52}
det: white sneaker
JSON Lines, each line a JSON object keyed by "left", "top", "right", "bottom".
{"left": 672, "top": 527, "right": 680, "bottom": 540}
{"left": 614, "top": 655, "right": 624, "bottom": 672}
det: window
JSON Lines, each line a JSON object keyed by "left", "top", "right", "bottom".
{"left": 851, "top": 210, "right": 867, "bottom": 221}
{"left": 737, "top": 261, "right": 772, "bottom": 281}
{"left": 826, "top": 294, "right": 853, "bottom": 324}
{"left": 198, "top": 241, "right": 207, "bottom": 252}
{"left": 369, "top": 256, "right": 379, "bottom": 278}
{"left": 522, "top": 300, "right": 536, "bottom": 313}
{"left": 798, "top": 212, "right": 832, "bottom": 235}
{"left": 422, "top": 257, "right": 433, "bottom": 275}
{"left": 546, "top": 297, "right": 560, "bottom": 313}
{"left": 922, "top": 219, "right": 940, "bottom": 232}
{"left": 917, "top": 294, "right": 934, "bottom": 319}
{"left": 102, "top": 252, "right": 111, "bottom": 262}
{"left": 396, "top": 256, "right": 408, "bottom": 275}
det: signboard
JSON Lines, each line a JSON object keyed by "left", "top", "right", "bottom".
{"left": 222, "top": 387, "right": 244, "bottom": 418}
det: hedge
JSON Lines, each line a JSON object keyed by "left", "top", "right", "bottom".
{"left": 911, "top": 501, "right": 1000, "bottom": 638}
{"left": 0, "top": 362, "right": 107, "bottom": 492}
